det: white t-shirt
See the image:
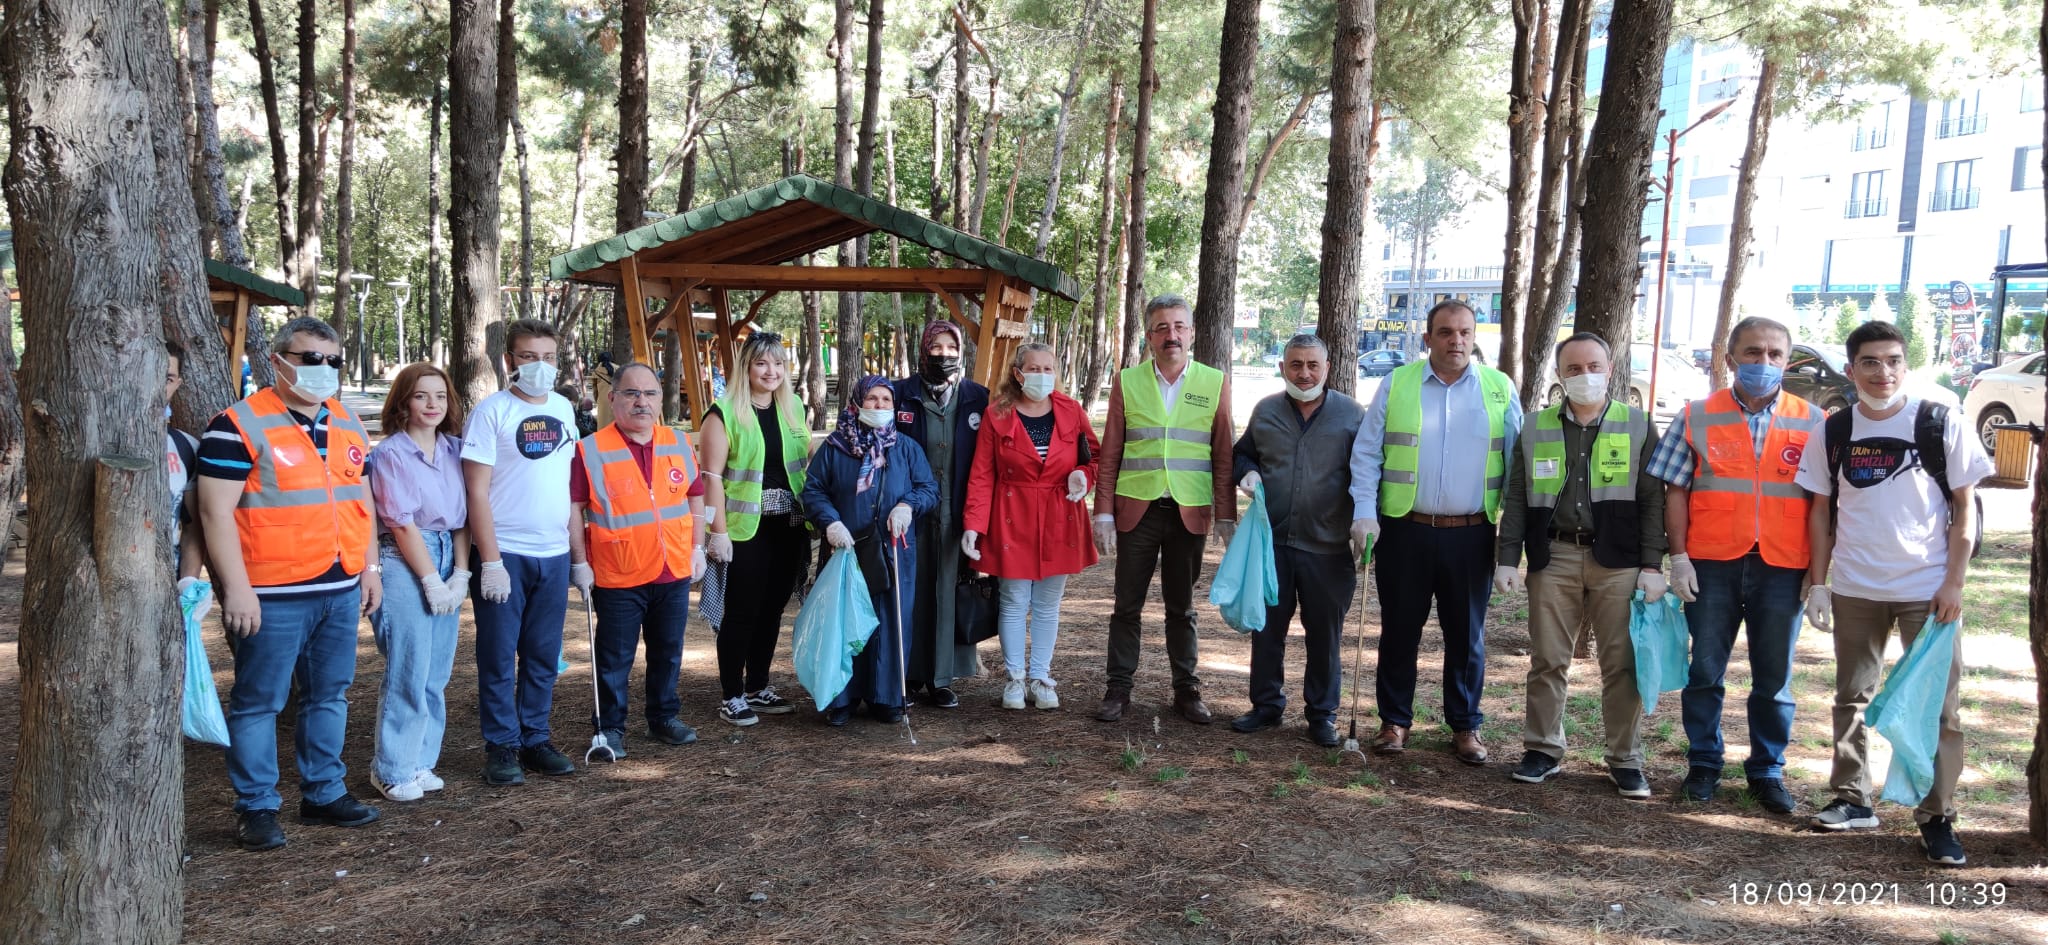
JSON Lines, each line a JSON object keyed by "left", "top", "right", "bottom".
{"left": 461, "top": 390, "right": 578, "bottom": 557}
{"left": 167, "top": 429, "right": 196, "bottom": 549}
{"left": 1793, "top": 397, "right": 1993, "bottom": 602}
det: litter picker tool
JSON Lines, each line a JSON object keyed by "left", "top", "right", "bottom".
{"left": 580, "top": 590, "right": 616, "bottom": 765}
{"left": 1342, "top": 534, "right": 1375, "bottom": 759}
{"left": 890, "top": 534, "right": 918, "bottom": 746}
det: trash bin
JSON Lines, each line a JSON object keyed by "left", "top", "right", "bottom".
{"left": 1993, "top": 426, "right": 2036, "bottom": 487}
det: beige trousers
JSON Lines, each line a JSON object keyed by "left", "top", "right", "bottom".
{"left": 1522, "top": 541, "right": 1644, "bottom": 768}
{"left": 1828, "top": 594, "right": 1964, "bottom": 822}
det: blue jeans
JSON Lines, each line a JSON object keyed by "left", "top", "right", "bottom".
{"left": 998, "top": 575, "right": 1068, "bottom": 681}
{"left": 591, "top": 579, "right": 692, "bottom": 732}
{"left": 1681, "top": 553, "right": 1804, "bottom": 778}
{"left": 225, "top": 586, "right": 362, "bottom": 812}
{"left": 370, "top": 531, "right": 460, "bottom": 785}
{"left": 471, "top": 551, "right": 569, "bottom": 748}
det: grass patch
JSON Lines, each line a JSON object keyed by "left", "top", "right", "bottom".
{"left": 1118, "top": 738, "right": 1145, "bottom": 773}
{"left": 1288, "top": 760, "right": 1318, "bottom": 786}
{"left": 1960, "top": 537, "right": 2030, "bottom": 637}
{"left": 1231, "top": 749, "right": 1250, "bottom": 765}
{"left": 1153, "top": 765, "right": 1189, "bottom": 783}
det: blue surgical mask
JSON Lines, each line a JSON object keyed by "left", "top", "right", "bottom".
{"left": 1733, "top": 362, "right": 1782, "bottom": 398}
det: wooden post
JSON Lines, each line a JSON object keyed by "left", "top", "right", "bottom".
{"left": 620, "top": 253, "right": 654, "bottom": 364}
{"left": 229, "top": 290, "right": 251, "bottom": 395}
{"left": 672, "top": 288, "right": 708, "bottom": 429}
{"left": 975, "top": 269, "right": 1005, "bottom": 387}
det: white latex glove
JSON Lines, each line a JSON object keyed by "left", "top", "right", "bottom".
{"left": 1638, "top": 569, "right": 1668, "bottom": 601}
{"left": 571, "top": 561, "right": 595, "bottom": 598}
{"left": 1093, "top": 518, "right": 1117, "bottom": 557}
{"left": 888, "top": 503, "right": 913, "bottom": 539}
{"left": 1668, "top": 553, "right": 1699, "bottom": 603}
{"left": 825, "top": 521, "right": 855, "bottom": 549}
{"left": 1211, "top": 519, "right": 1237, "bottom": 547}
{"left": 1350, "top": 518, "right": 1381, "bottom": 567}
{"left": 706, "top": 531, "right": 735, "bottom": 563}
{"left": 418, "top": 573, "right": 454, "bottom": 616}
{"left": 479, "top": 560, "right": 512, "bottom": 604}
{"left": 1805, "top": 584, "right": 1834, "bottom": 633}
{"left": 1493, "top": 565, "right": 1521, "bottom": 595}
{"left": 177, "top": 576, "right": 214, "bottom": 625}
{"left": 1066, "top": 470, "right": 1089, "bottom": 503}
{"left": 441, "top": 569, "right": 472, "bottom": 614}
{"left": 692, "top": 547, "right": 708, "bottom": 581}
{"left": 961, "top": 530, "right": 982, "bottom": 561}
{"left": 1238, "top": 469, "right": 1262, "bottom": 497}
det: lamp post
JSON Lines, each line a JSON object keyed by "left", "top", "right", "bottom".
{"left": 386, "top": 280, "right": 413, "bottom": 366}
{"left": 348, "top": 273, "right": 373, "bottom": 391}
{"left": 1648, "top": 95, "right": 1737, "bottom": 408}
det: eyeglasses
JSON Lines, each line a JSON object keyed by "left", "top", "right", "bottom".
{"left": 1854, "top": 356, "right": 1906, "bottom": 372}
{"left": 280, "top": 351, "right": 344, "bottom": 369}
{"left": 616, "top": 389, "right": 662, "bottom": 401}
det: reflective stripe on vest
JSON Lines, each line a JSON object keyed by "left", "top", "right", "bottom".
{"left": 225, "top": 388, "right": 371, "bottom": 586}
{"left": 1378, "top": 361, "right": 1514, "bottom": 522}
{"left": 1523, "top": 400, "right": 1643, "bottom": 509}
{"left": 1115, "top": 360, "right": 1224, "bottom": 505}
{"left": 1682, "top": 388, "right": 1820, "bottom": 567}
{"left": 720, "top": 394, "right": 809, "bottom": 541}
{"left": 579, "top": 424, "right": 699, "bottom": 587}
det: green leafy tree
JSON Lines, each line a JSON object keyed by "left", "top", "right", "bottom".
{"left": 1833, "top": 299, "right": 1860, "bottom": 344}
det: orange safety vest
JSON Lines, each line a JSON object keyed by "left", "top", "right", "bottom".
{"left": 577, "top": 423, "right": 700, "bottom": 587}
{"left": 223, "top": 387, "right": 372, "bottom": 586}
{"left": 1682, "top": 388, "right": 1821, "bottom": 568}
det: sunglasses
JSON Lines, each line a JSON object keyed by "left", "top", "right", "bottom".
{"left": 751, "top": 331, "right": 784, "bottom": 346}
{"left": 279, "top": 351, "right": 345, "bottom": 369}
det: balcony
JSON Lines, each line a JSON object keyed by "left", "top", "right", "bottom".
{"left": 1697, "top": 77, "right": 1742, "bottom": 103}
{"left": 1850, "top": 127, "right": 1889, "bottom": 151}
{"left": 1843, "top": 197, "right": 1889, "bottom": 218}
{"left": 1929, "top": 187, "right": 1981, "bottom": 212}
{"left": 1936, "top": 113, "right": 1988, "bottom": 138}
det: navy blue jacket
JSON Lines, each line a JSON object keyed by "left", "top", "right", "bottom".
{"left": 891, "top": 375, "right": 989, "bottom": 521}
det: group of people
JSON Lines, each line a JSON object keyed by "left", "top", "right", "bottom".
{"left": 169, "top": 294, "right": 1986, "bottom": 869}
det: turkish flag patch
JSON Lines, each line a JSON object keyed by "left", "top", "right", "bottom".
{"left": 668, "top": 467, "right": 685, "bottom": 484}
{"left": 1779, "top": 443, "right": 1803, "bottom": 466}
{"left": 347, "top": 444, "right": 365, "bottom": 465}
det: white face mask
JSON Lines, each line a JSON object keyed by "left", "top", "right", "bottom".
{"left": 1285, "top": 381, "right": 1325, "bottom": 402}
{"left": 288, "top": 363, "right": 340, "bottom": 403}
{"left": 511, "top": 361, "right": 558, "bottom": 397}
{"left": 1562, "top": 373, "right": 1608, "bottom": 406}
{"left": 1019, "top": 373, "right": 1056, "bottom": 401}
{"left": 858, "top": 407, "right": 894, "bottom": 430}
{"left": 1862, "top": 389, "right": 1906, "bottom": 411}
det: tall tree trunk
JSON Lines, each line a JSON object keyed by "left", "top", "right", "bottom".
{"left": 0, "top": 275, "right": 20, "bottom": 565}
{"left": 1190, "top": 0, "right": 1263, "bottom": 370}
{"left": 569, "top": 117, "right": 591, "bottom": 247}
{"left": 1497, "top": 0, "right": 1554, "bottom": 388}
{"left": 1029, "top": 0, "right": 1103, "bottom": 259}
{"left": 0, "top": 0, "right": 199, "bottom": 933}
{"left": 951, "top": 9, "right": 971, "bottom": 231}
{"left": 1571, "top": 0, "right": 1672, "bottom": 397}
{"left": 672, "top": 53, "right": 705, "bottom": 214}
{"left": 1710, "top": 58, "right": 1779, "bottom": 392}
{"left": 426, "top": 83, "right": 445, "bottom": 364}
{"left": 1122, "top": 0, "right": 1158, "bottom": 367}
{"left": 612, "top": 0, "right": 648, "bottom": 365}
{"left": 833, "top": 0, "right": 860, "bottom": 398}
{"left": 955, "top": 5, "right": 998, "bottom": 236}
{"left": 1238, "top": 89, "right": 1320, "bottom": 236}
{"left": 885, "top": 121, "right": 907, "bottom": 375}
{"left": 293, "top": 0, "right": 322, "bottom": 311}
{"left": 1524, "top": 100, "right": 1590, "bottom": 407}
{"left": 997, "top": 131, "right": 1023, "bottom": 243}
{"left": 663, "top": 116, "right": 700, "bottom": 424}
{"left": 187, "top": 0, "right": 242, "bottom": 265}
{"left": 1519, "top": 0, "right": 1590, "bottom": 407}
{"left": 1108, "top": 175, "right": 1133, "bottom": 376}
{"left": 449, "top": 0, "right": 504, "bottom": 408}
{"left": 512, "top": 113, "right": 534, "bottom": 321}
{"left": 2029, "top": 2, "right": 2048, "bottom": 848}
{"left": 850, "top": 0, "right": 883, "bottom": 374}
{"left": 1316, "top": 0, "right": 1373, "bottom": 397}
{"left": 249, "top": 0, "right": 293, "bottom": 278}
{"left": 1081, "top": 74, "right": 1125, "bottom": 409}
{"left": 499, "top": 0, "right": 528, "bottom": 323}
{"left": 331, "top": 0, "right": 358, "bottom": 333}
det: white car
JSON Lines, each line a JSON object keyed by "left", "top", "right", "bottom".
{"left": 1962, "top": 352, "right": 2045, "bottom": 456}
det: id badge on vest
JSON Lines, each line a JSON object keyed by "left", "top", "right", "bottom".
{"left": 1596, "top": 442, "right": 1629, "bottom": 483}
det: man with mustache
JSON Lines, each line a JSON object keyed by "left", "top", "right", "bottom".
{"left": 1092, "top": 294, "right": 1237, "bottom": 724}
{"left": 568, "top": 362, "right": 709, "bottom": 760}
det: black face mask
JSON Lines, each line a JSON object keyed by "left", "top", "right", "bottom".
{"left": 920, "top": 353, "right": 961, "bottom": 385}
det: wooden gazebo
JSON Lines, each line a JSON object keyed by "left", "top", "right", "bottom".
{"left": 547, "top": 174, "right": 1082, "bottom": 422}
{"left": 207, "top": 259, "right": 307, "bottom": 386}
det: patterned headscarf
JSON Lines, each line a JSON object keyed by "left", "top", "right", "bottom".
{"left": 826, "top": 374, "right": 899, "bottom": 493}
{"left": 922, "top": 320, "right": 964, "bottom": 353}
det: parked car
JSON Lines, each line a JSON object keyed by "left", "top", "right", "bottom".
{"left": 1358, "top": 348, "right": 1408, "bottom": 377}
{"left": 1783, "top": 343, "right": 1858, "bottom": 415}
{"left": 1963, "top": 351, "right": 2046, "bottom": 456}
{"left": 1542, "top": 343, "right": 1705, "bottom": 422}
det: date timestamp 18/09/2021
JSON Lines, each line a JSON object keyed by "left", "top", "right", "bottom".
{"left": 1724, "top": 882, "right": 2007, "bottom": 908}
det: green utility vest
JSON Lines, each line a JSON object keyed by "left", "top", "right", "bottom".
{"left": 719, "top": 394, "right": 809, "bottom": 541}
{"left": 1520, "top": 399, "right": 1649, "bottom": 571}
{"left": 1379, "top": 360, "right": 1515, "bottom": 522}
{"left": 1115, "top": 360, "right": 1225, "bottom": 506}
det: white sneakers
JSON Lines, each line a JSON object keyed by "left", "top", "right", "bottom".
{"left": 371, "top": 771, "right": 424, "bottom": 803}
{"left": 1002, "top": 679, "right": 1027, "bottom": 710}
{"left": 414, "top": 769, "right": 445, "bottom": 792}
{"left": 1029, "top": 678, "right": 1060, "bottom": 710}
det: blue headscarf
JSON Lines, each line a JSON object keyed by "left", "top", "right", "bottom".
{"left": 825, "top": 374, "right": 898, "bottom": 493}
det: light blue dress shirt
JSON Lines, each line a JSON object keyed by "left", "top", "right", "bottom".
{"left": 1349, "top": 361, "right": 1524, "bottom": 520}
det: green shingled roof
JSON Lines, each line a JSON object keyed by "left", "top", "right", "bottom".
{"left": 206, "top": 259, "right": 306, "bottom": 308}
{"left": 548, "top": 174, "right": 1081, "bottom": 301}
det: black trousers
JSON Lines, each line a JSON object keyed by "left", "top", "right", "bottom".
{"left": 716, "top": 514, "right": 809, "bottom": 699}
{"left": 1248, "top": 547, "right": 1356, "bottom": 722}
{"left": 1373, "top": 515, "right": 1495, "bottom": 731}
{"left": 1105, "top": 500, "right": 1205, "bottom": 692}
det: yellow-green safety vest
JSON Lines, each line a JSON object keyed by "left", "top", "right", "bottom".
{"left": 1115, "top": 360, "right": 1224, "bottom": 507}
{"left": 1379, "top": 360, "right": 1515, "bottom": 522}
{"left": 719, "top": 393, "right": 809, "bottom": 541}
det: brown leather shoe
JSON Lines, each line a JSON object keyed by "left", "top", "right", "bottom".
{"left": 1095, "top": 688, "right": 1131, "bottom": 722}
{"left": 1371, "top": 724, "right": 1409, "bottom": 754}
{"left": 1452, "top": 730, "right": 1489, "bottom": 765}
{"left": 1172, "top": 690, "right": 1213, "bottom": 725}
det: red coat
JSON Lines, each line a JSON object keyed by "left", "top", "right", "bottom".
{"left": 963, "top": 392, "right": 1102, "bottom": 580}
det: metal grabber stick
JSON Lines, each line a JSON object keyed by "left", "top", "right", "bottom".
{"left": 890, "top": 534, "right": 918, "bottom": 746}
{"left": 582, "top": 590, "right": 616, "bottom": 764}
{"left": 1342, "top": 534, "right": 1375, "bottom": 759}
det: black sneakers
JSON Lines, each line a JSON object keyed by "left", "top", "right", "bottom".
{"left": 521, "top": 742, "right": 577, "bottom": 776}
{"left": 298, "top": 792, "right": 380, "bottom": 828}
{"left": 1681, "top": 765, "right": 1718, "bottom": 802}
{"left": 595, "top": 729, "right": 628, "bottom": 761}
{"left": 1306, "top": 719, "right": 1340, "bottom": 748}
{"left": 483, "top": 744, "right": 525, "bottom": 785}
{"left": 1811, "top": 799, "right": 1879, "bottom": 831}
{"left": 1229, "top": 707, "right": 1282, "bottom": 734}
{"left": 648, "top": 717, "right": 698, "bottom": 746}
{"left": 746, "top": 687, "right": 796, "bottom": 714}
{"left": 1747, "top": 778, "right": 1796, "bottom": 814}
{"left": 1511, "top": 751, "right": 1561, "bottom": 784}
{"left": 924, "top": 686, "right": 960, "bottom": 709}
{"left": 235, "top": 810, "right": 287, "bottom": 851}
{"left": 1920, "top": 816, "right": 1967, "bottom": 866}
{"left": 1608, "top": 767, "right": 1651, "bottom": 800}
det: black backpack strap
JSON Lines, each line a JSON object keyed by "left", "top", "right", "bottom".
{"left": 172, "top": 428, "right": 199, "bottom": 476}
{"left": 1824, "top": 407, "right": 1854, "bottom": 526}
{"left": 1915, "top": 400, "right": 1952, "bottom": 503}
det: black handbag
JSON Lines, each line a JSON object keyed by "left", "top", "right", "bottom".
{"left": 954, "top": 574, "right": 1001, "bottom": 645}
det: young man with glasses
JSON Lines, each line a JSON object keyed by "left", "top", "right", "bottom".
{"left": 462, "top": 318, "right": 582, "bottom": 784}
{"left": 1795, "top": 319, "right": 1991, "bottom": 866}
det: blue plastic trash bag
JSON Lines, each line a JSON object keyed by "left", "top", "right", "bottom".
{"left": 1628, "top": 590, "right": 1688, "bottom": 713}
{"left": 792, "top": 547, "right": 880, "bottom": 702}
{"left": 1208, "top": 484, "right": 1278, "bottom": 633}
{"left": 180, "top": 580, "right": 230, "bottom": 746}
{"left": 1867, "top": 616, "right": 1960, "bottom": 807}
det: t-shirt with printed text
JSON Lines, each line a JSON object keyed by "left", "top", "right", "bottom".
{"left": 462, "top": 389, "right": 578, "bottom": 558}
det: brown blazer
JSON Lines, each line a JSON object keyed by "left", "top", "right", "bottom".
{"left": 1092, "top": 364, "right": 1237, "bottom": 534}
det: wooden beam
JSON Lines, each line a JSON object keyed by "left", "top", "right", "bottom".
{"left": 711, "top": 289, "right": 739, "bottom": 400}
{"left": 620, "top": 252, "right": 654, "bottom": 365}
{"left": 644, "top": 278, "right": 702, "bottom": 332}
{"left": 741, "top": 290, "right": 781, "bottom": 331}
{"left": 930, "top": 286, "right": 974, "bottom": 337}
{"left": 676, "top": 285, "right": 709, "bottom": 430}
{"left": 633, "top": 263, "right": 991, "bottom": 293}
{"left": 973, "top": 269, "right": 1006, "bottom": 387}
